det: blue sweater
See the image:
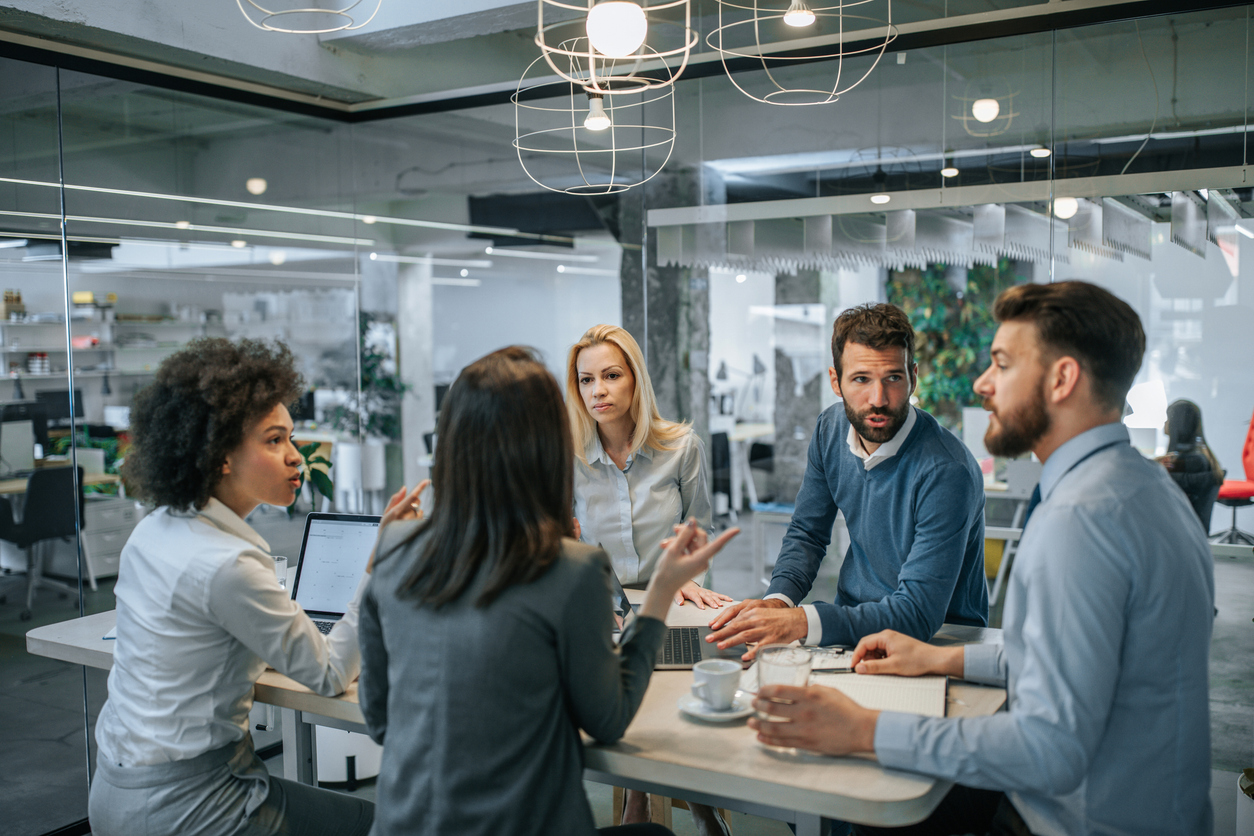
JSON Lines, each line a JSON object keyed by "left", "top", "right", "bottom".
{"left": 767, "top": 405, "right": 988, "bottom": 646}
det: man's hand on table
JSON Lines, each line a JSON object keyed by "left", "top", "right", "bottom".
{"left": 704, "top": 598, "right": 808, "bottom": 661}
{"left": 850, "top": 630, "right": 964, "bottom": 678}
{"left": 748, "top": 684, "right": 879, "bottom": 756}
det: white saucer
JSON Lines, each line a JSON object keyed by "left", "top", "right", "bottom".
{"left": 677, "top": 690, "right": 754, "bottom": 721}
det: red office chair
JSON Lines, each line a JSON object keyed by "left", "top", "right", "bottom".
{"left": 1214, "top": 409, "right": 1254, "bottom": 545}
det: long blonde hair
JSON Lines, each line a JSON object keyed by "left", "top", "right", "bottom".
{"left": 565, "top": 325, "right": 690, "bottom": 465}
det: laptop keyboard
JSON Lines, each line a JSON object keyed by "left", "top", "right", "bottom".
{"left": 314, "top": 620, "right": 334, "bottom": 635}
{"left": 658, "top": 627, "right": 703, "bottom": 666}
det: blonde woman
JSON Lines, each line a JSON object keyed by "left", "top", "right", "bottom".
{"left": 567, "top": 325, "right": 732, "bottom": 833}
{"left": 567, "top": 324, "right": 728, "bottom": 609}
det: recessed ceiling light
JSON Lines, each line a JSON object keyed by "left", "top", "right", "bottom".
{"left": 361, "top": 215, "right": 377, "bottom": 225}
{"left": 245, "top": 178, "right": 267, "bottom": 196}
{"left": 940, "top": 166, "right": 959, "bottom": 178}
{"left": 460, "top": 268, "right": 469, "bottom": 277}
{"left": 230, "top": 239, "right": 247, "bottom": 248}
{"left": 870, "top": 194, "right": 891, "bottom": 205}
{"left": 369, "top": 252, "right": 378, "bottom": 260}
{"left": 735, "top": 274, "right": 747, "bottom": 283}
{"left": 557, "top": 264, "right": 566, "bottom": 273}
{"left": 268, "top": 250, "right": 287, "bottom": 266}
{"left": 175, "top": 220, "right": 191, "bottom": 229}
{"left": 1030, "top": 146, "right": 1051, "bottom": 158}
{"left": 485, "top": 246, "right": 494, "bottom": 254}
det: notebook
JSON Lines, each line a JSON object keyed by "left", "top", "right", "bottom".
{"left": 810, "top": 672, "right": 948, "bottom": 717}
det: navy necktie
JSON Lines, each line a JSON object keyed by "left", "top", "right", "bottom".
{"left": 1023, "top": 484, "right": 1042, "bottom": 527}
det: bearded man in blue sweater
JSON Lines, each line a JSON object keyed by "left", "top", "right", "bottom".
{"left": 708, "top": 303, "right": 987, "bottom": 657}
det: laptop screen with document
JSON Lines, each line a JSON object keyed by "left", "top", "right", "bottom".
{"left": 292, "top": 513, "right": 381, "bottom": 616}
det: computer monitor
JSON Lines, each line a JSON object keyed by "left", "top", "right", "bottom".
{"left": 36, "top": 389, "right": 84, "bottom": 427}
{"left": 0, "top": 401, "right": 49, "bottom": 450}
{"left": 0, "top": 419, "right": 35, "bottom": 476}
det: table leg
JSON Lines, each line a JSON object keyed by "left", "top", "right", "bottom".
{"left": 730, "top": 440, "right": 744, "bottom": 512}
{"left": 738, "top": 442, "right": 759, "bottom": 507}
{"left": 794, "top": 813, "right": 832, "bottom": 836}
{"left": 281, "top": 708, "right": 318, "bottom": 785}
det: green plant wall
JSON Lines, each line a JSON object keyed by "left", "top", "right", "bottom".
{"left": 886, "top": 259, "right": 1028, "bottom": 429}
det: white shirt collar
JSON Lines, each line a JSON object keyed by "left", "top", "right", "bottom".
{"left": 191, "top": 497, "right": 272, "bottom": 552}
{"left": 846, "top": 406, "right": 918, "bottom": 471}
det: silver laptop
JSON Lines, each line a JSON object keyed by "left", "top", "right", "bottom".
{"left": 291, "top": 512, "right": 381, "bottom": 634}
{"left": 609, "top": 569, "right": 748, "bottom": 670}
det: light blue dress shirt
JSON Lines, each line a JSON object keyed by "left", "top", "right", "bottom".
{"left": 875, "top": 422, "right": 1214, "bottom": 836}
{"left": 574, "top": 431, "right": 712, "bottom": 585}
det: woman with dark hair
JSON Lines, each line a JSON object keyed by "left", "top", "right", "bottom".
{"left": 1158, "top": 398, "right": 1225, "bottom": 531}
{"left": 89, "top": 337, "right": 422, "bottom": 836}
{"left": 358, "top": 346, "right": 737, "bottom": 836}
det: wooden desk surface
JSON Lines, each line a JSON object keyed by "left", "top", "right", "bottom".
{"left": 0, "top": 470, "right": 120, "bottom": 494}
{"left": 28, "top": 596, "right": 1006, "bottom": 825}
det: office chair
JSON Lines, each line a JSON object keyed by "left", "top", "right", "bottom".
{"left": 0, "top": 466, "right": 85, "bottom": 620}
{"left": 1213, "top": 408, "right": 1254, "bottom": 546}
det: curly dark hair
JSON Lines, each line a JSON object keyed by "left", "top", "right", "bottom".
{"left": 123, "top": 337, "right": 304, "bottom": 511}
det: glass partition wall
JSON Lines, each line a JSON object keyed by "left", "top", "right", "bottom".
{"left": 3, "top": 3, "right": 1254, "bottom": 831}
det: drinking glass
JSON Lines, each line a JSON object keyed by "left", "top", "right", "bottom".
{"left": 273, "top": 556, "right": 289, "bottom": 590}
{"left": 756, "top": 644, "right": 812, "bottom": 752}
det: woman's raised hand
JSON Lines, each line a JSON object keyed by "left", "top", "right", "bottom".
{"left": 639, "top": 519, "right": 739, "bottom": 622}
{"left": 368, "top": 480, "right": 431, "bottom": 572}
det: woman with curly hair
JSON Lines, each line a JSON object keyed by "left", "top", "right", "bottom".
{"left": 88, "top": 337, "right": 421, "bottom": 836}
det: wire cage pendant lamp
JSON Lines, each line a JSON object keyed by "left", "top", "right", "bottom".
{"left": 707, "top": 0, "right": 897, "bottom": 106}
{"left": 514, "top": 50, "right": 677, "bottom": 195}
{"left": 236, "top": 0, "right": 382, "bottom": 34}
{"left": 536, "top": 0, "right": 697, "bottom": 95}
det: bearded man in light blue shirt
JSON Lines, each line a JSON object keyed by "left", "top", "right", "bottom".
{"left": 749, "top": 281, "right": 1214, "bottom": 836}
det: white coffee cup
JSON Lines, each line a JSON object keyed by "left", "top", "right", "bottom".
{"left": 691, "top": 658, "right": 742, "bottom": 711}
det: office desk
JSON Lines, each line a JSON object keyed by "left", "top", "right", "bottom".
{"left": 0, "top": 470, "right": 119, "bottom": 494}
{"left": 28, "top": 602, "right": 1005, "bottom": 834}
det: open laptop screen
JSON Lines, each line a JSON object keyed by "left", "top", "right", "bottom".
{"left": 292, "top": 513, "right": 380, "bottom": 615}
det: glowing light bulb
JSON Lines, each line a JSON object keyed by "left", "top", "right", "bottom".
{"left": 1053, "top": 197, "right": 1079, "bottom": 220}
{"left": 245, "top": 177, "right": 267, "bottom": 195}
{"left": 460, "top": 268, "right": 469, "bottom": 278}
{"left": 971, "top": 98, "right": 1000, "bottom": 123}
{"left": 1029, "top": 146, "right": 1051, "bottom": 159}
{"left": 369, "top": 252, "right": 378, "bottom": 260}
{"left": 584, "top": 95, "right": 611, "bottom": 132}
{"left": 175, "top": 220, "right": 191, "bottom": 229}
{"left": 783, "top": 0, "right": 816, "bottom": 26}
{"left": 230, "top": 239, "right": 247, "bottom": 248}
{"left": 941, "top": 165, "right": 959, "bottom": 178}
{"left": 269, "top": 250, "right": 287, "bottom": 266}
{"left": 735, "top": 274, "right": 747, "bottom": 283}
{"left": 586, "top": 2, "right": 647, "bottom": 58}
{"left": 361, "top": 215, "right": 377, "bottom": 224}
{"left": 870, "top": 194, "right": 891, "bottom": 205}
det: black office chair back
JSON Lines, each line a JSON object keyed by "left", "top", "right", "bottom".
{"left": 710, "top": 431, "right": 731, "bottom": 496}
{"left": 20, "top": 467, "right": 85, "bottom": 547}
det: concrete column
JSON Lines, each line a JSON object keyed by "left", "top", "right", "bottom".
{"left": 772, "top": 269, "right": 824, "bottom": 504}
{"left": 396, "top": 260, "right": 435, "bottom": 491}
{"left": 618, "top": 166, "right": 723, "bottom": 443}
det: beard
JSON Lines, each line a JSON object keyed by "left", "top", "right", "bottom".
{"left": 984, "top": 380, "right": 1051, "bottom": 457}
{"left": 845, "top": 398, "right": 912, "bottom": 445}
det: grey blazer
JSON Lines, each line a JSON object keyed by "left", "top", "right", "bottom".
{"left": 358, "top": 522, "right": 666, "bottom": 836}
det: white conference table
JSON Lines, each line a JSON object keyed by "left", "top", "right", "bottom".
{"left": 27, "top": 595, "right": 1005, "bottom": 835}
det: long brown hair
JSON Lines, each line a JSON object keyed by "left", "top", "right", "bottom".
{"left": 1166, "top": 399, "right": 1225, "bottom": 484}
{"left": 391, "top": 346, "right": 574, "bottom": 607}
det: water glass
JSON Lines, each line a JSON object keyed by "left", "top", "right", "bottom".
{"left": 756, "top": 645, "right": 812, "bottom": 750}
{"left": 273, "top": 555, "right": 289, "bottom": 590}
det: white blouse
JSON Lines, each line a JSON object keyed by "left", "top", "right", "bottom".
{"left": 96, "top": 498, "right": 363, "bottom": 767}
{"left": 574, "top": 430, "right": 713, "bottom": 585}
